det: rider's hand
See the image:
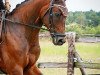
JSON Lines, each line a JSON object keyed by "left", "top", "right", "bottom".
{"left": 5, "top": 2, "right": 11, "bottom": 13}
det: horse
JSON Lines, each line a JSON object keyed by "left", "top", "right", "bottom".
{"left": 0, "top": 0, "right": 68, "bottom": 75}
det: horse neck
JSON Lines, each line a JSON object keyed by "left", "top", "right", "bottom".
{"left": 6, "top": 0, "right": 49, "bottom": 43}
{"left": 9, "top": 0, "right": 49, "bottom": 24}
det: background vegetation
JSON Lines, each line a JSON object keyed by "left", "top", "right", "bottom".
{"left": 66, "top": 10, "right": 100, "bottom": 35}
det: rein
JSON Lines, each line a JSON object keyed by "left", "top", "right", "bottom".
{"left": 0, "top": 14, "right": 48, "bottom": 44}
{"left": 0, "top": 10, "right": 7, "bottom": 44}
{"left": 0, "top": 16, "right": 48, "bottom": 31}
{"left": 0, "top": 10, "right": 49, "bottom": 44}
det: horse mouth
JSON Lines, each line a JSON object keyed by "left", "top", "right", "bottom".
{"left": 52, "top": 36, "right": 66, "bottom": 45}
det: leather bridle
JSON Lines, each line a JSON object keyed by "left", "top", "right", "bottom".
{"left": 42, "top": 0, "right": 67, "bottom": 38}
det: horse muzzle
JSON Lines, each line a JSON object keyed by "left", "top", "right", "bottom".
{"left": 51, "top": 33, "right": 66, "bottom": 45}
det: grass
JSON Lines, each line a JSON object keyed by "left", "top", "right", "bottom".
{"left": 76, "top": 43, "right": 100, "bottom": 62}
{"left": 38, "top": 39, "right": 100, "bottom": 75}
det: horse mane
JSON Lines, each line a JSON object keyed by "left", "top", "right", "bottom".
{"left": 9, "top": 0, "right": 30, "bottom": 15}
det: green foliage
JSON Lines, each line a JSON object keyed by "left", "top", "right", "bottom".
{"left": 66, "top": 10, "right": 100, "bottom": 26}
{"left": 83, "top": 26, "right": 96, "bottom": 34}
{"left": 66, "top": 23, "right": 83, "bottom": 35}
{"left": 66, "top": 23, "right": 100, "bottom": 35}
{"left": 95, "top": 25, "right": 100, "bottom": 34}
{"left": 65, "top": 10, "right": 100, "bottom": 35}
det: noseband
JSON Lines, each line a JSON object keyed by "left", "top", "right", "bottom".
{"left": 42, "top": 0, "right": 67, "bottom": 38}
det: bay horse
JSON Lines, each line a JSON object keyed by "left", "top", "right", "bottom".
{"left": 0, "top": 0, "right": 68, "bottom": 75}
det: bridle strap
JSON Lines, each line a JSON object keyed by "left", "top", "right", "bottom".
{"left": 40, "top": 0, "right": 67, "bottom": 37}
{"left": 0, "top": 14, "right": 49, "bottom": 45}
{"left": 0, "top": 10, "right": 7, "bottom": 44}
{"left": 0, "top": 16, "right": 48, "bottom": 31}
{"left": 49, "top": 0, "right": 55, "bottom": 33}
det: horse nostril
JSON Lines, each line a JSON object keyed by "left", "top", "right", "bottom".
{"left": 58, "top": 39, "right": 66, "bottom": 44}
{"left": 52, "top": 34, "right": 66, "bottom": 45}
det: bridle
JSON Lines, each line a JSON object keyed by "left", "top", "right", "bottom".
{"left": 0, "top": 0, "right": 67, "bottom": 44}
{"left": 42, "top": 0, "right": 67, "bottom": 38}
{"left": 49, "top": 0, "right": 57, "bottom": 37}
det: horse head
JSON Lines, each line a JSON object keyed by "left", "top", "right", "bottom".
{"left": 40, "top": 0, "right": 68, "bottom": 45}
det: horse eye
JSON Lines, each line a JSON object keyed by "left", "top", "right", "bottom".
{"left": 54, "top": 12, "right": 61, "bottom": 17}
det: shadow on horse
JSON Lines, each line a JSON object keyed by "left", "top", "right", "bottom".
{"left": 0, "top": 0, "right": 68, "bottom": 75}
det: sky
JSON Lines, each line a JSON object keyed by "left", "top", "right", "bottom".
{"left": 6, "top": 0, "right": 100, "bottom": 12}
{"left": 66, "top": 0, "right": 100, "bottom": 12}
